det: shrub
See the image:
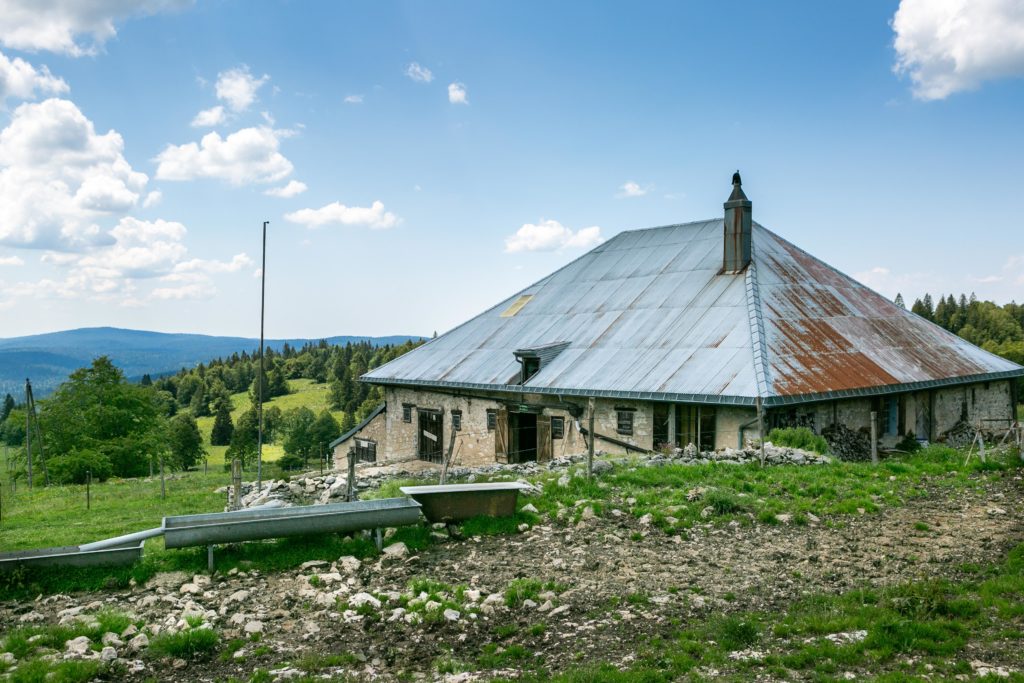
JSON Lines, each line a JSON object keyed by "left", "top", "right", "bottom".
{"left": 46, "top": 449, "right": 113, "bottom": 484}
{"left": 895, "top": 432, "right": 922, "bottom": 453}
{"left": 767, "top": 427, "right": 830, "bottom": 455}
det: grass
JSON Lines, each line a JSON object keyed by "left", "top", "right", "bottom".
{"left": 148, "top": 627, "right": 220, "bottom": 659}
{"left": 196, "top": 378, "right": 345, "bottom": 466}
{"left": 492, "top": 541, "right": 1024, "bottom": 681}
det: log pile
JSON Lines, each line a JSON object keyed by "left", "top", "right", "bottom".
{"left": 822, "top": 423, "right": 872, "bottom": 461}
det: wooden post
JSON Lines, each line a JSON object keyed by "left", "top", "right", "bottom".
{"left": 977, "top": 421, "right": 986, "bottom": 463}
{"left": 24, "top": 379, "right": 32, "bottom": 489}
{"left": 347, "top": 447, "right": 356, "bottom": 502}
{"left": 870, "top": 411, "right": 878, "bottom": 464}
{"left": 160, "top": 456, "right": 166, "bottom": 499}
{"left": 86, "top": 470, "right": 91, "bottom": 510}
{"left": 231, "top": 458, "right": 242, "bottom": 511}
{"left": 756, "top": 396, "right": 766, "bottom": 467}
{"left": 587, "top": 397, "right": 595, "bottom": 479}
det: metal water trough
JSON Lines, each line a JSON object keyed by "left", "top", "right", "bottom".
{"left": 163, "top": 497, "right": 422, "bottom": 568}
{"left": 0, "top": 539, "right": 146, "bottom": 572}
{"left": 400, "top": 482, "right": 533, "bottom": 523}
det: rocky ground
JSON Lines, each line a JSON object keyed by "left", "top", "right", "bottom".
{"left": 1, "top": 464, "right": 1021, "bottom": 682}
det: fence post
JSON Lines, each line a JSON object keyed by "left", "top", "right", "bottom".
{"left": 160, "top": 457, "right": 166, "bottom": 500}
{"left": 870, "top": 411, "right": 878, "bottom": 464}
{"left": 231, "top": 458, "right": 242, "bottom": 511}
{"left": 347, "top": 447, "right": 356, "bottom": 502}
{"left": 587, "top": 397, "right": 595, "bottom": 479}
{"left": 86, "top": 470, "right": 91, "bottom": 510}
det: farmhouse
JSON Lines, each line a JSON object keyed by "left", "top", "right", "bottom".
{"left": 333, "top": 174, "right": 1024, "bottom": 467}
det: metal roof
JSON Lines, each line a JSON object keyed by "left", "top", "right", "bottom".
{"left": 363, "top": 220, "right": 1024, "bottom": 406}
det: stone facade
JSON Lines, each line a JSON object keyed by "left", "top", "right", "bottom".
{"left": 332, "top": 379, "right": 1016, "bottom": 468}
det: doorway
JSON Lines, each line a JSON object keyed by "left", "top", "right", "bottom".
{"left": 417, "top": 409, "right": 443, "bottom": 463}
{"left": 509, "top": 412, "right": 537, "bottom": 463}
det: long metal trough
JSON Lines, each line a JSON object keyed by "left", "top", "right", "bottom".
{"left": 400, "top": 482, "right": 533, "bottom": 523}
{"left": 163, "top": 497, "right": 422, "bottom": 549}
{"left": 0, "top": 539, "right": 146, "bottom": 572}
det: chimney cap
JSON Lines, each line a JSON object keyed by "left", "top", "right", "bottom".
{"left": 726, "top": 170, "right": 750, "bottom": 204}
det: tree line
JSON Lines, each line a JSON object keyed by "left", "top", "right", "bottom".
{"left": 0, "top": 338, "right": 421, "bottom": 484}
{"left": 902, "top": 292, "right": 1024, "bottom": 394}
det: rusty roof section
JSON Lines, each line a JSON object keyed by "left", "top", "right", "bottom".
{"left": 363, "top": 220, "right": 1024, "bottom": 406}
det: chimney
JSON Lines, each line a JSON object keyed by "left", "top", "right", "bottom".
{"left": 723, "top": 170, "right": 752, "bottom": 273}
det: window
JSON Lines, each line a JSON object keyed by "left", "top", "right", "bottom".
{"left": 402, "top": 404, "right": 412, "bottom": 423}
{"left": 452, "top": 410, "right": 462, "bottom": 431}
{"left": 486, "top": 409, "right": 497, "bottom": 431}
{"left": 354, "top": 439, "right": 376, "bottom": 463}
{"left": 616, "top": 408, "right": 634, "bottom": 436}
{"left": 521, "top": 357, "right": 540, "bottom": 384}
{"left": 551, "top": 416, "right": 564, "bottom": 439}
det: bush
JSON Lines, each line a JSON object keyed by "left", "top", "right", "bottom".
{"left": 895, "top": 432, "right": 922, "bottom": 453}
{"left": 46, "top": 450, "right": 113, "bottom": 484}
{"left": 768, "top": 427, "right": 830, "bottom": 455}
{"left": 149, "top": 627, "right": 219, "bottom": 659}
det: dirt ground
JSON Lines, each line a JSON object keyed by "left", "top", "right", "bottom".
{"left": 2, "top": 471, "right": 1022, "bottom": 681}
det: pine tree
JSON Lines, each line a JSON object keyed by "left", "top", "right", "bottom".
{"left": 894, "top": 293, "right": 905, "bottom": 309}
{"left": 210, "top": 399, "right": 234, "bottom": 446}
{"left": 0, "top": 393, "right": 14, "bottom": 424}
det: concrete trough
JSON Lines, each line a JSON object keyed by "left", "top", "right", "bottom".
{"left": 0, "top": 540, "right": 145, "bottom": 572}
{"left": 162, "top": 497, "right": 423, "bottom": 549}
{"left": 399, "top": 482, "right": 534, "bottom": 523}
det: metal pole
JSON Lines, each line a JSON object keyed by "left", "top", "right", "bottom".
{"left": 24, "top": 379, "right": 32, "bottom": 489}
{"left": 870, "top": 411, "right": 878, "bottom": 464}
{"left": 257, "top": 220, "right": 268, "bottom": 490}
{"left": 587, "top": 397, "right": 595, "bottom": 478}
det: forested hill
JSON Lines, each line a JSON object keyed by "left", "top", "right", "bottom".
{"left": 0, "top": 327, "right": 422, "bottom": 397}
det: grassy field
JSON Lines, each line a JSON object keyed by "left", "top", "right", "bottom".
{"left": 196, "top": 378, "right": 345, "bottom": 466}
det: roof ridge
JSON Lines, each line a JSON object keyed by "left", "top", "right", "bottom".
{"left": 744, "top": 239, "right": 773, "bottom": 399}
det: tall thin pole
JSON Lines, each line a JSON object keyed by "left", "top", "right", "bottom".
{"left": 24, "top": 379, "right": 32, "bottom": 488}
{"left": 257, "top": 220, "right": 268, "bottom": 489}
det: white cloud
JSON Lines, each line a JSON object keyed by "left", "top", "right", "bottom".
{"left": 617, "top": 181, "right": 649, "bottom": 198}
{"left": 151, "top": 282, "right": 215, "bottom": 300}
{"left": 0, "top": 98, "right": 148, "bottom": 250}
{"left": 264, "top": 180, "right": 307, "bottom": 198}
{"left": 892, "top": 0, "right": 1024, "bottom": 100}
{"left": 0, "top": 0, "right": 191, "bottom": 56}
{"left": 155, "top": 126, "right": 294, "bottom": 185}
{"left": 215, "top": 65, "right": 269, "bottom": 112}
{"left": 0, "top": 50, "right": 69, "bottom": 103}
{"left": 0, "top": 255, "right": 24, "bottom": 266}
{"left": 284, "top": 200, "right": 400, "bottom": 230}
{"left": 191, "top": 105, "right": 225, "bottom": 127}
{"left": 448, "top": 82, "right": 468, "bottom": 104}
{"left": 504, "top": 220, "right": 604, "bottom": 253}
{"left": 405, "top": 62, "right": 433, "bottom": 83}
{"left": 172, "top": 252, "right": 253, "bottom": 274}
{"left": 142, "top": 190, "right": 162, "bottom": 208}
{"left": 344, "top": 94, "right": 364, "bottom": 104}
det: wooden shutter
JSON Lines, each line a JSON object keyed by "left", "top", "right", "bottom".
{"left": 537, "top": 416, "right": 552, "bottom": 462}
{"left": 495, "top": 407, "right": 509, "bottom": 463}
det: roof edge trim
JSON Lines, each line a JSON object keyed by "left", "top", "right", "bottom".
{"left": 329, "top": 402, "right": 386, "bottom": 449}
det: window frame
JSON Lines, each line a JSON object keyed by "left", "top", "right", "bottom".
{"left": 551, "top": 415, "right": 564, "bottom": 439}
{"left": 451, "top": 409, "right": 462, "bottom": 431}
{"left": 486, "top": 409, "right": 497, "bottom": 431}
{"left": 615, "top": 408, "right": 634, "bottom": 436}
{"left": 402, "top": 403, "right": 413, "bottom": 423}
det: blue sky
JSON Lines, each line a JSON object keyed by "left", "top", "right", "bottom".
{"left": 0, "top": 0, "right": 1022, "bottom": 339}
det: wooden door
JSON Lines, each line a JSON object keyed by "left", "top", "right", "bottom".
{"left": 537, "top": 415, "right": 552, "bottom": 462}
{"left": 495, "top": 407, "right": 509, "bottom": 463}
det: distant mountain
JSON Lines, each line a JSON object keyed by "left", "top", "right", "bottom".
{"left": 0, "top": 327, "right": 423, "bottom": 398}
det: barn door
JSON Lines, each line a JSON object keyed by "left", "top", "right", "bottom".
{"left": 537, "top": 416, "right": 552, "bottom": 462}
{"left": 495, "top": 407, "right": 509, "bottom": 463}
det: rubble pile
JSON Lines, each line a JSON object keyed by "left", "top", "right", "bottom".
{"left": 644, "top": 442, "right": 831, "bottom": 467}
{"left": 942, "top": 420, "right": 981, "bottom": 449}
{"left": 821, "top": 423, "right": 872, "bottom": 461}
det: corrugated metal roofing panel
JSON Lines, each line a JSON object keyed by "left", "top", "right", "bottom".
{"left": 364, "top": 219, "right": 1024, "bottom": 404}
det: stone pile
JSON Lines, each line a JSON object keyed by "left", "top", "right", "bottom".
{"left": 644, "top": 442, "right": 830, "bottom": 467}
